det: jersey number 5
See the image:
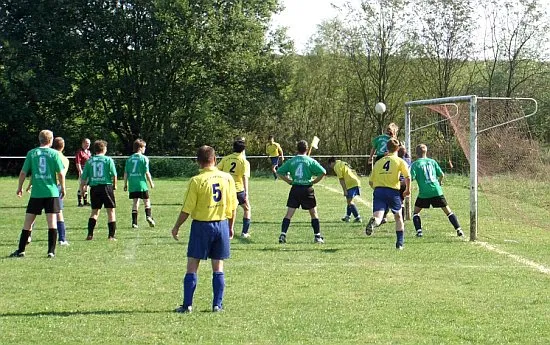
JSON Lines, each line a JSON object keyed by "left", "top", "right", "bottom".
{"left": 212, "top": 183, "right": 222, "bottom": 202}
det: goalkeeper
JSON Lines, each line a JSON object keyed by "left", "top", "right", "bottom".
{"left": 409, "top": 144, "right": 464, "bottom": 238}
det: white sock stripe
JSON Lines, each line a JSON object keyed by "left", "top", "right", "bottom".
{"left": 448, "top": 212, "right": 454, "bottom": 217}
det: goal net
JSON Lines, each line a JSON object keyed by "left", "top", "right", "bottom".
{"left": 405, "top": 96, "right": 542, "bottom": 241}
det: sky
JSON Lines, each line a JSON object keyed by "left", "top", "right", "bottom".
{"left": 270, "top": 0, "right": 350, "bottom": 52}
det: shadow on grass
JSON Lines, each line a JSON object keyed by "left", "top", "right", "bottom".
{"left": 0, "top": 309, "right": 169, "bottom": 318}
{"left": 0, "top": 206, "right": 26, "bottom": 209}
{"left": 232, "top": 246, "right": 340, "bottom": 253}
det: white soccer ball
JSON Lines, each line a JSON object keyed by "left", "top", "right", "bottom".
{"left": 375, "top": 102, "right": 386, "bottom": 114}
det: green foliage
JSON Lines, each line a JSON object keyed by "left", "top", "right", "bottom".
{"left": 148, "top": 158, "right": 199, "bottom": 178}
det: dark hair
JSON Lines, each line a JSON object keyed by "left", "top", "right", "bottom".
{"left": 133, "top": 139, "right": 146, "bottom": 152}
{"left": 197, "top": 145, "right": 216, "bottom": 164}
{"left": 52, "top": 137, "right": 65, "bottom": 151}
{"left": 398, "top": 146, "right": 406, "bottom": 158}
{"left": 297, "top": 140, "right": 308, "bottom": 154}
{"left": 93, "top": 140, "right": 107, "bottom": 154}
{"left": 387, "top": 138, "right": 400, "bottom": 153}
{"left": 328, "top": 156, "right": 336, "bottom": 164}
{"left": 233, "top": 140, "right": 246, "bottom": 153}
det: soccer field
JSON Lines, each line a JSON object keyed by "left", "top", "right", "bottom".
{"left": 1, "top": 176, "right": 549, "bottom": 344}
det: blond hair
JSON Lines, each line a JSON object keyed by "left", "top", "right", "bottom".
{"left": 385, "top": 123, "right": 399, "bottom": 138}
{"left": 38, "top": 130, "right": 53, "bottom": 146}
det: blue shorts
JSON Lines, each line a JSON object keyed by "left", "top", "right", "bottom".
{"left": 187, "top": 220, "right": 230, "bottom": 260}
{"left": 346, "top": 186, "right": 360, "bottom": 199}
{"left": 270, "top": 157, "right": 280, "bottom": 166}
{"left": 372, "top": 187, "right": 402, "bottom": 214}
{"left": 236, "top": 191, "right": 246, "bottom": 205}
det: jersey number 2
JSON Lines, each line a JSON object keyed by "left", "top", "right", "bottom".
{"left": 212, "top": 183, "right": 222, "bottom": 202}
{"left": 229, "top": 162, "right": 237, "bottom": 173}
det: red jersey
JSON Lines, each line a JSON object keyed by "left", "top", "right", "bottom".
{"left": 75, "top": 148, "right": 91, "bottom": 169}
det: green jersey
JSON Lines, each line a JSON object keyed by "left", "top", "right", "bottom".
{"left": 82, "top": 155, "right": 117, "bottom": 186}
{"left": 277, "top": 154, "right": 326, "bottom": 186}
{"left": 125, "top": 153, "right": 150, "bottom": 192}
{"left": 372, "top": 134, "right": 391, "bottom": 157}
{"left": 410, "top": 157, "right": 444, "bottom": 198}
{"left": 22, "top": 147, "right": 64, "bottom": 198}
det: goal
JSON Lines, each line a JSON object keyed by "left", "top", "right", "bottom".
{"left": 404, "top": 96, "right": 539, "bottom": 241}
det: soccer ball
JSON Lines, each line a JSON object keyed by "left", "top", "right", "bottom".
{"left": 375, "top": 102, "right": 386, "bottom": 114}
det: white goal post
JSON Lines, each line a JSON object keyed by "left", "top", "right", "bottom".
{"left": 404, "top": 95, "right": 538, "bottom": 241}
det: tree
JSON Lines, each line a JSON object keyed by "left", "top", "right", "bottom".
{"left": 477, "top": 0, "right": 550, "bottom": 97}
{"left": 411, "top": 0, "right": 476, "bottom": 98}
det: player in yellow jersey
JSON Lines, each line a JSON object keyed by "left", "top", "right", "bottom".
{"left": 366, "top": 138, "right": 410, "bottom": 249}
{"left": 266, "top": 135, "right": 284, "bottom": 180}
{"left": 172, "top": 146, "right": 238, "bottom": 314}
{"left": 328, "top": 157, "right": 362, "bottom": 223}
{"left": 217, "top": 140, "right": 251, "bottom": 238}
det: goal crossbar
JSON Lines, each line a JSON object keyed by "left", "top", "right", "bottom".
{"left": 404, "top": 95, "right": 538, "bottom": 242}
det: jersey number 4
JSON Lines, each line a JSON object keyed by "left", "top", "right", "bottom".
{"left": 382, "top": 161, "right": 391, "bottom": 172}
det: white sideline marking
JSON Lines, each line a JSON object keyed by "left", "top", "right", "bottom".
{"left": 318, "top": 183, "right": 371, "bottom": 207}
{"left": 476, "top": 241, "right": 550, "bottom": 275}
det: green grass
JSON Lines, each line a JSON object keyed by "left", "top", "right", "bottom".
{"left": 1, "top": 175, "right": 550, "bottom": 344}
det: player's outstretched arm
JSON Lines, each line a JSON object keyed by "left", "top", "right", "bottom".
{"left": 58, "top": 172, "right": 66, "bottom": 199}
{"left": 403, "top": 177, "right": 411, "bottom": 197}
{"left": 123, "top": 172, "right": 128, "bottom": 191}
{"left": 339, "top": 178, "right": 347, "bottom": 196}
{"left": 228, "top": 209, "right": 236, "bottom": 239}
{"left": 17, "top": 171, "right": 27, "bottom": 197}
{"left": 146, "top": 172, "right": 154, "bottom": 189}
{"left": 171, "top": 211, "right": 189, "bottom": 241}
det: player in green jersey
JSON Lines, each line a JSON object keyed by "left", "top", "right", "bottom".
{"left": 80, "top": 140, "right": 118, "bottom": 240}
{"left": 9, "top": 130, "right": 65, "bottom": 258}
{"left": 410, "top": 144, "right": 463, "bottom": 237}
{"left": 276, "top": 140, "right": 327, "bottom": 244}
{"left": 217, "top": 140, "right": 251, "bottom": 238}
{"left": 124, "top": 139, "right": 155, "bottom": 229}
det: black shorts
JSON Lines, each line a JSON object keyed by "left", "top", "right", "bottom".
{"left": 287, "top": 185, "right": 316, "bottom": 210}
{"left": 26, "top": 197, "right": 60, "bottom": 215}
{"left": 129, "top": 191, "right": 149, "bottom": 200}
{"left": 90, "top": 185, "right": 116, "bottom": 209}
{"left": 236, "top": 191, "right": 246, "bottom": 205}
{"left": 415, "top": 195, "right": 448, "bottom": 209}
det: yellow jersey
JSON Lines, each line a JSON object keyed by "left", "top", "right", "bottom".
{"left": 266, "top": 142, "right": 283, "bottom": 157}
{"left": 182, "top": 167, "right": 238, "bottom": 221}
{"left": 59, "top": 153, "right": 70, "bottom": 176}
{"left": 333, "top": 160, "right": 360, "bottom": 189}
{"left": 217, "top": 152, "right": 250, "bottom": 193}
{"left": 369, "top": 153, "right": 410, "bottom": 190}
